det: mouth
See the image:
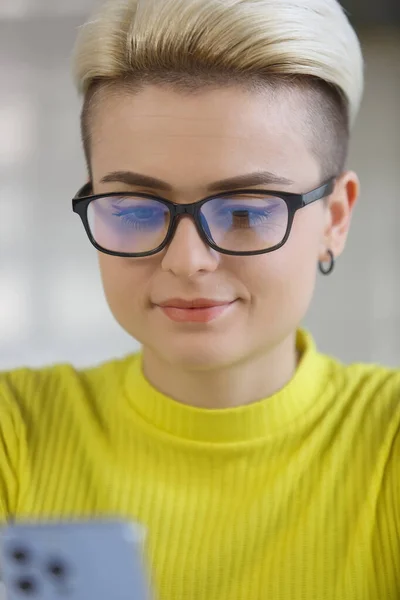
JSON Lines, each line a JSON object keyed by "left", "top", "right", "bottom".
{"left": 155, "top": 298, "right": 237, "bottom": 323}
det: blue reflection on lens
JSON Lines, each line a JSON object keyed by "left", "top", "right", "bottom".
{"left": 111, "top": 204, "right": 167, "bottom": 231}
{"left": 203, "top": 199, "right": 285, "bottom": 232}
{"left": 212, "top": 204, "right": 278, "bottom": 228}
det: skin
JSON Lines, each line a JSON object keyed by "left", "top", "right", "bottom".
{"left": 89, "top": 84, "right": 359, "bottom": 409}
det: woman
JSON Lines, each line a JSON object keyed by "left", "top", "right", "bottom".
{"left": 1, "top": 0, "right": 399, "bottom": 598}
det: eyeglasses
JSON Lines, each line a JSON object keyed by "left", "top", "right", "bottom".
{"left": 72, "top": 177, "right": 335, "bottom": 257}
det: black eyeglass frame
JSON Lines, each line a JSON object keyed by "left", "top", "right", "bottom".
{"left": 72, "top": 177, "right": 336, "bottom": 257}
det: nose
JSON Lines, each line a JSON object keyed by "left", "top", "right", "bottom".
{"left": 161, "top": 216, "right": 220, "bottom": 278}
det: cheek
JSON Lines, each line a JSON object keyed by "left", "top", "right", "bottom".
{"left": 98, "top": 255, "right": 151, "bottom": 315}
{"left": 238, "top": 212, "right": 321, "bottom": 313}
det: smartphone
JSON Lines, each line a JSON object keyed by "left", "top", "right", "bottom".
{"left": 0, "top": 519, "right": 152, "bottom": 600}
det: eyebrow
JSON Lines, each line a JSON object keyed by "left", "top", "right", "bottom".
{"left": 100, "top": 170, "right": 294, "bottom": 193}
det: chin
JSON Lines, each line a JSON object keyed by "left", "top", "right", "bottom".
{"left": 153, "top": 335, "right": 243, "bottom": 371}
{"left": 130, "top": 301, "right": 246, "bottom": 370}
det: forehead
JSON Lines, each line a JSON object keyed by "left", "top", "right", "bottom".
{"left": 89, "top": 85, "right": 320, "bottom": 190}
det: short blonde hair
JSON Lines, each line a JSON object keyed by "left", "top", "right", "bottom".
{"left": 72, "top": 0, "right": 364, "bottom": 178}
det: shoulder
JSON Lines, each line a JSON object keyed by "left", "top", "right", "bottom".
{"left": 0, "top": 355, "right": 139, "bottom": 518}
{"left": 320, "top": 355, "right": 400, "bottom": 465}
{"left": 328, "top": 357, "right": 400, "bottom": 412}
{"left": 302, "top": 329, "right": 400, "bottom": 422}
{"left": 317, "top": 355, "right": 400, "bottom": 501}
{"left": 336, "top": 360, "right": 400, "bottom": 515}
{"left": 0, "top": 353, "right": 140, "bottom": 424}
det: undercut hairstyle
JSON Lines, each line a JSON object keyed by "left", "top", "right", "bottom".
{"left": 72, "top": 0, "right": 364, "bottom": 182}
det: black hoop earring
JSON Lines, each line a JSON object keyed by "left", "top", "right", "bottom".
{"left": 319, "top": 249, "right": 335, "bottom": 275}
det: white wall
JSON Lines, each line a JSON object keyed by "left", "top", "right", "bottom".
{"left": 0, "top": 15, "right": 399, "bottom": 370}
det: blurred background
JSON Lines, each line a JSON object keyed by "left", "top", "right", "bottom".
{"left": 0, "top": 0, "right": 399, "bottom": 370}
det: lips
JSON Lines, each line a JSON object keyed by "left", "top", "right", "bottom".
{"left": 156, "top": 298, "right": 237, "bottom": 323}
{"left": 158, "top": 298, "right": 232, "bottom": 309}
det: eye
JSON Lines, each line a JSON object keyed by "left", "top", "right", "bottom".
{"left": 109, "top": 200, "right": 169, "bottom": 231}
{"left": 213, "top": 202, "right": 281, "bottom": 226}
{"left": 112, "top": 206, "right": 163, "bottom": 222}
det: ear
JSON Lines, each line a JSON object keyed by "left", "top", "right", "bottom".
{"left": 319, "top": 170, "right": 360, "bottom": 261}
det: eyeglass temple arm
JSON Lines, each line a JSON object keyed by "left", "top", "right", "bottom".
{"left": 302, "top": 178, "right": 336, "bottom": 206}
{"left": 75, "top": 182, "right": 93, "bottom": 199}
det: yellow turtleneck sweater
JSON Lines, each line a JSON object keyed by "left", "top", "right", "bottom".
{"left": 0, "top": 331, "right": 399, "bottom": 599}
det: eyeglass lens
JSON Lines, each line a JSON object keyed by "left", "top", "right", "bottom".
{"left": 87, "top": 194, "right": 289, "bottom": 254}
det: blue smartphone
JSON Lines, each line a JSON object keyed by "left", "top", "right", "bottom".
{"left": 0, "top": 520, "right": 152, "bottom": 600}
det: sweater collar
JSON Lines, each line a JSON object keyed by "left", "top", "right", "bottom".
{"left": 125, "top": 330, "right": 330, "bottom": 444}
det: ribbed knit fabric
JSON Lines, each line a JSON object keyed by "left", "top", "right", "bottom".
{"left": 0, "top": 330, "right": 399, "bottom": 600}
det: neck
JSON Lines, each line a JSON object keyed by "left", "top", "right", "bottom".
{"left": 141, "top": 333, "right": 298, "bottom": 409}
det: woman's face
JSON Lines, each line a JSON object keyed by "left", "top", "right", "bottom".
{"left": 89, "top": 84, "right": 357, "bottom": 369}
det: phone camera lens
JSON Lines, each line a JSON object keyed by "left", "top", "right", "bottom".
{"left": 9, "top": 547, "right": 31, "bottom": 564}
{"left": 47, "top": 560, "right": 67, "bottom": 580}
{"left": 15, "top": 577, "right": 37, "bottom": 595}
